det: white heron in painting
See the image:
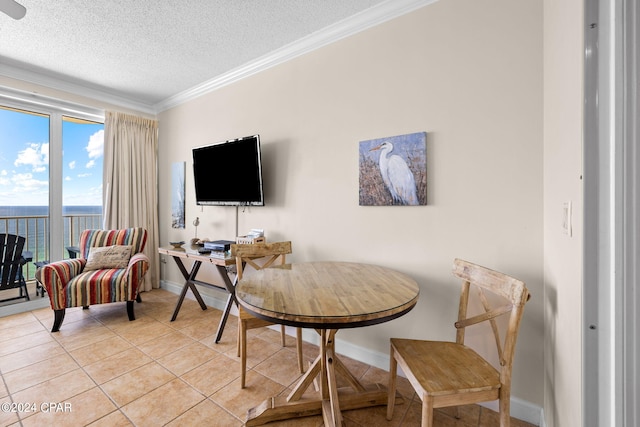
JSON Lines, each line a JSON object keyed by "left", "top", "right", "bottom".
{"left": 370, "top": 141, "right": 418, "bottom": 205}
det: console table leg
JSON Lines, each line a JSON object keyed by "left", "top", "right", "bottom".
{"left": 214, "top": 264, "right": 237, "bottom": 343}
{"left": 170, "top": 279, "right": 191, "bottom": 321}
{"left": 189, "top": 282, "right": 208, "bottom": 310}
{"left": 215, "top": 292, "right": 234, "bottom": 343}
{"left": 161, "top": 248, "right": 236, "bottom": 339}
{"left": 187, "top": 262, "right": 207, "bottom": 310}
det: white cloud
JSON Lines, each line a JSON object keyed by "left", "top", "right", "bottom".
{"left": 69, "top": 161, "right": 76, "bottom": 169}
{"left": 14, "top": 143, "right": 49, "bottom": 172}
{"left": 86, "top": 130, "right": 104, "bottom": 159}
{"left": 78, "top": 173, "right": 92, "bottom": 178}
{"left": 12, "top": 172, "right": 32, "bottom": 181}
{"left": 86, "top": 160, "right": 95, "bottom": 169}
{"left": 65, "top": 176, "right": 72, "bottom": 181}
{"left": 11, "top": 172, "right": 48, "bottom": 192}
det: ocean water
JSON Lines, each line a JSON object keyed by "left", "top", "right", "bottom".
{"left": 0, "top": 205, "right": 102, "bottom": 217}
{"left": 0, "top": 206, "right": 103, "bottom": 279}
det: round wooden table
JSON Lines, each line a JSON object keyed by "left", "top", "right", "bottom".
{"left": 235, "top": 261, "right": 420, "bottom": 426}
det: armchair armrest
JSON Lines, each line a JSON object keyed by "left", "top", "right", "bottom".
{"left": 129, "top": 252, "right": 149, "bottom": 268}
{"left": 37, "top": 259, "right": 86, "bottom": 310}
{"left": 124, "top": 252, "right": 150, "bottom": 297}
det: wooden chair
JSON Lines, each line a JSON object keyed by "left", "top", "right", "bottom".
{"left": 387, "top": 258, "right": 531, "bottom": 427}
{"left": 0, "top": 234, "right": 30, "bottom": 303}
{"left": 231, "top": 241, "right": 304, "bottom": 388}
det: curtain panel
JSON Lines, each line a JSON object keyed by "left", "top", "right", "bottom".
{"left": 103, "top": 111, "right": 159, "bottom": 291}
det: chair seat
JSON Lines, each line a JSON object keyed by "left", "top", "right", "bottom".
{"left": 390, "top": 338, "right": 500, "bottom": 397}
{"left": 238, "top": 307, "right": 275, "bottom": 328}
{"left": 67, "top": 268, "right": 131, "bottom": 306}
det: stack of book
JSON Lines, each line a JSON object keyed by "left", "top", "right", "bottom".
{"left": 204, "top": 239, "right": 234, "bottom": 259}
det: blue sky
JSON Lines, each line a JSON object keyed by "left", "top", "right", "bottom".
{"left": 0, "top": 108, "right": 104, "bottom": 206}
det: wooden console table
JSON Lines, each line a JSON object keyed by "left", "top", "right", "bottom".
{"left": 158, "top": 245, "right": 236, "bottom": 343}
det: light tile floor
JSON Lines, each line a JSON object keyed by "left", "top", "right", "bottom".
{"left": 0, "top": 289, "right": 536, "bottom": 426}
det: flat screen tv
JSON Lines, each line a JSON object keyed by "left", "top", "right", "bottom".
{"left": 192, "top": 134, "right": 264, "bottom": 206}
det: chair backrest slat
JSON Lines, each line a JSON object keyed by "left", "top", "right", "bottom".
{"left": 452, "top": 259, "right": 528, "bottom": 304}
{"left": 231, "top": 241, "right": 292, "bottom": 280}
{"left": 477, "top": 287, "right": 507, "bottom": 363}
{"left": 454, "top": 302, "right": 512, "bottom": 330}
{"left": 0, "top": 234, "right": 26, "bottom": 289}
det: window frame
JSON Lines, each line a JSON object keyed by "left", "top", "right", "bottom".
{"left": 0, "top": 87, "right": 104, "bottom": 261}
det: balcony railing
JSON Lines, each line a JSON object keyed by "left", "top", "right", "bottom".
{"left": 0, "top": 214, "right": 102, "bottom": 281}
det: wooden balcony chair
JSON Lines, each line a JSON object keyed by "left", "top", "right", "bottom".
{"left": 0, "top": 233, "right": 30, "bottom": 303}
{"left": 387, "top": 258, "right": 531, "bottom": 427}
{"left": 231, "top": 241, "right": 304, "bottom": 388}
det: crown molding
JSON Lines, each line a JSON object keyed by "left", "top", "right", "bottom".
{"left": 0, "top": 0, "right": 437, "bottom": 116}
{"left": 0, "top": 84, "right": 105, "bottom": 121}
{"left": 0, "top": 61, "right": 157, "bottom": 115}
{"left": 154, "top": 0, "right": 438, "bottom": 112}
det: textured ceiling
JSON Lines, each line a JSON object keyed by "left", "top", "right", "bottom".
{"left": 0, "top": 0, "right": 432, "bottom": 112}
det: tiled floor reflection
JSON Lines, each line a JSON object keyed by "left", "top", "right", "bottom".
{"left": 0, "top": 289, "right": 536, "bottom": 426}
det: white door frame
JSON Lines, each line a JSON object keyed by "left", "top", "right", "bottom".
{"left": 583, "top": 0, "right": 638, "bottom": 426}
{"left": 620, "top": 1, "right": 639, "bottom": 425}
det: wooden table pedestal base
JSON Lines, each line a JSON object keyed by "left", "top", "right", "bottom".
{"left": 245, "top": 329, "right": 403, "bottom": 427}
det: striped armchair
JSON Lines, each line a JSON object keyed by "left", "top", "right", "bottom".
{"left": 37, "top": 228, "right": 149, "bottom": 332}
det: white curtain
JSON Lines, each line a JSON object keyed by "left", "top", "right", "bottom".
{"left": 103, "top": 111, "right": 159, "bottom": 291}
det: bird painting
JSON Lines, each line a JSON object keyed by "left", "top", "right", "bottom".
{"left": 369, "top": 141, "right": 419, "bottom": 205}
{"left": 359, "top": 132, "right": 426, "bottom": 206}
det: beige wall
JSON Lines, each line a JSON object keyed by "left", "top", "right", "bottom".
{"left": 542, "top": 0, "right": 584, "bottom": 426}
{"left": 158, "top": 0, "right": 544, "bottom": 410}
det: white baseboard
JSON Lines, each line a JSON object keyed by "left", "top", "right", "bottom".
{"left": 0, "top": 296, "right": 49, "bottom": 317}
{"left": 478, "top": 398, "right": 543, "bottom": 426}
{"left": 539, "top": 410, "right": 546, "bottom": 427}
{"left": 159, "top": 279, "right": 543, "bottom": 426}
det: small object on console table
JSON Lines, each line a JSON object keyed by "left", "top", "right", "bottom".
{"left": 236, "top": 236, "right": 266, "bottom": 244}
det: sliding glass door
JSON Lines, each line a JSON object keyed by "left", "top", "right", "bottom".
{"left": 0, "top": 106, "right": 50, "bottom": 284}
{"left": 0, "top": 102, "right": 103, "bottom": 307}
